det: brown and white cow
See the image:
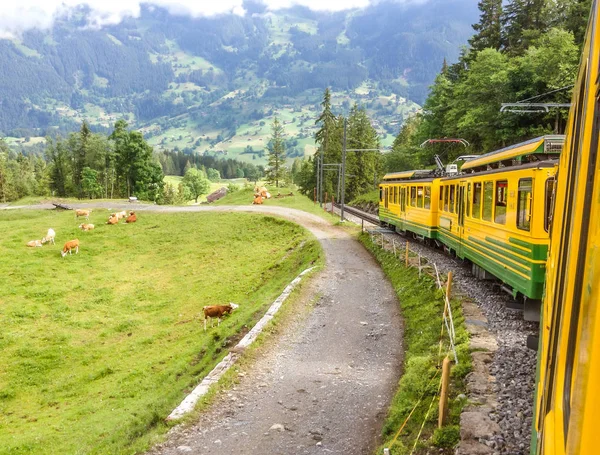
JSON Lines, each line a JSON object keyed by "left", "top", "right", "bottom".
{"left": 202, "top": 303, "right": 239, "bottom": 331}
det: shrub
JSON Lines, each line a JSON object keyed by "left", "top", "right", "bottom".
{"left": 432, "top": 425, "right": 460, "bottom": 448}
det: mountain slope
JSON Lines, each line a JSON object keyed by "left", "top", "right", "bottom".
{"left": 2, "top": 1, "right": 478, "bottom": 164}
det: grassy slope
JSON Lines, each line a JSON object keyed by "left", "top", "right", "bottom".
{"left": 359, "top": 233, "right": 471, "bottom": 454}
{"left": 0, "top": 209, "right": 320, "bottom": 454}
{"left": 213, "top": 186, "right": 338, "bottom": 221}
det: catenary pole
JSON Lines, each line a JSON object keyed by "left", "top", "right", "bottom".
{"left": 319, "top": 146, "right": 324, "bottom": 207}
{"left": 340, "top": 118, "right": 347, "bottom": 222}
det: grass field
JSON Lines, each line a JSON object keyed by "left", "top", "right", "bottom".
{"left": 0, "top": 209, "right": 320, "bottom": 454}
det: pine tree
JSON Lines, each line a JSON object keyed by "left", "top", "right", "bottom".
{"left": 502, "top": 0, "right": 547, "bottom": 53}
{"left": 345, "top": 104, "right": 381, "bottom": 201}
{"left": 266, "top": 118, "right": 286, "bottom": 188}
{"left": 469, "top": 0, "right": 503, "bottom": 51}
{"left": 315, "top": 88, "right": 338, "bottom": 196}
{"left": 72, "top": 121, "right": 90, "bottom": 198}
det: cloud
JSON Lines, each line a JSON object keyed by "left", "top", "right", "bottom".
{"left": 0, "top": 0, "right": 428, "bottom": 38}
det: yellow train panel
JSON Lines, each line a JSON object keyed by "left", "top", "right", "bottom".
{"left": 533, "top": 2, "right": 600, "bottom": 454}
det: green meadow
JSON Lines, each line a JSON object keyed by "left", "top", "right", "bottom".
{"left": 0, "top": 209, "right": 320, "bottom": 454}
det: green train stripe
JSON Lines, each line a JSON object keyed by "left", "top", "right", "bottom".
{"left": 468, "top": 237, "right": 532, "bottom": 272}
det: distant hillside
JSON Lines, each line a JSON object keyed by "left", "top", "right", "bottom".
{"left": 1, "top": 0, "right": 478, "bottom": 164}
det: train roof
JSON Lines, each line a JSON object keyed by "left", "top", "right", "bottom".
{"left": 381, "top": 170, "right": 433, "bottom": 181}
{"left": 461, "top": 135, "right": 564, "bottom": 172}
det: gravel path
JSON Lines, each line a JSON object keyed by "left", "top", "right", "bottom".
{"left": 6, "top": 203, "right": 405, "bottom": 455}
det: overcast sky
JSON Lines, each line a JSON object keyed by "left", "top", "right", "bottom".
{"left": 0, "top": 0, "right": 431, "bottom": 39}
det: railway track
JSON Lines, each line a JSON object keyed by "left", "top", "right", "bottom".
{"left": 334, "top": 203, "right": 380, "bottom": 225}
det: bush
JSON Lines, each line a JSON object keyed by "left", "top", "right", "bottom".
{"left": 432, "top": 425, "right": 460, "bottom": 448}
{"left": 227, "top": 183, "right": 240, "bottom": 193}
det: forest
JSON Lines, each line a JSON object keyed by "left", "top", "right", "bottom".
{"left": 384, "top": 0, "right": 592, "bottom": 170}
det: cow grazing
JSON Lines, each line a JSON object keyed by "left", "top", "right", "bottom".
{"left": 252, "top": 194, "right": 263, "bottom": 205}
{"left": 61, "top": 239, "right": 79, "bottom": 257}
{"left": 203, "top": 303, "right": 239, "bottom": 331}
{"left": 107, "top": 215, "right": 118, "bottom": 225}
{"left": 125, "top": 212, "right": 137, "bottom": 223}
{"left": 75, "top": 209, "right": 91, "bottom": 220}
{"left": 26, "top": 240, "right": 43, "bottom": 247}
{"left": 79, "top": 223, "right": 95, "bottom": 231}
{"left": 41, "top": 228, "right": 56, "bottom": 245}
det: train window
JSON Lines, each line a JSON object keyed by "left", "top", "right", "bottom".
{"left": 494, "top": 180, "right": 508, "bottom": 224}
{"left": 517, "top": 178, "right": 533, "bottom": 231}
{"left": 417, "top": 186, "right": 424, "bottom": 208}
{"left": 483, "top": 181, "right": 493, "bottom": 221}
{"left": 467, "top": 183, "right": 472, "bottom": 217}
{"left": 424, "top": 186, "right": 431, "bottom": 209}
{"left": 440, "top": 185, "right": 444, "bottom": 209}
{"left": 411, "top": 186, "right": 417, "bottom": 206}
{"left": 449, "top": 185, "right": 455, "bottom": 213}
{"left": 443, "top": 186, "right": 449, "bottom": 211}
{"left": 380, "top": 187, "right": 383, "bottom": 202}
{"left": 394, "top": 186, "right": 397, "bottom": 204}
{"left": 545, "top": 178, "right": 555, "bottom": 232}
{"left": 473, "top": 182, "right": 482, "bottom": 219}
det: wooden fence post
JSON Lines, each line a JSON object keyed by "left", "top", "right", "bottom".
{"left": 324, "top": 192, "right": 328, "bottom": 211}
{"left": 405, "top": 241, "right": 410, "bottom": 267}
{"left": 438, "top": 356, "right": 451, "bottom": 427}
{"left": 446, "top": 271, "right": 453, "bottom": 301}
{"left": 313, "top": 188, "right": 316, "bottom": 205}
{"left": 331, "top": 195, "right": 335, "bottom": 216}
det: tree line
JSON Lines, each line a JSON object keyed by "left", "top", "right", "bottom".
{"left": 384, "top": 0, "right": 591, "bottom": 170}
{"left": 0, "top": 120, "right": 268, "bottom": 204}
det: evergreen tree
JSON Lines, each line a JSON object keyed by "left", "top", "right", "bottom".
{"left": 266, "top": 118, "right": 286, "bottom": 188}
{"left": 344, "top": 104, "right": 381, "bottom": 201}
{"left": 502, "top": 0, "right": 547, "bottom": 53}
{"left": 72, "top": 121, "right": 91, "bottom": 198}
{"left": 469, "top": 0, "right": 503, "bottom": 51}
{"left": 47, "top": 137, "right": 71, "bottom": 197}
{"left": 314, "top": 88, "right": 339, "bottom": 196}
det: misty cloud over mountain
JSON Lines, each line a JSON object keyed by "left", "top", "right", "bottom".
{"left": 0, "top": 0, "right": 435, "bottom": 38}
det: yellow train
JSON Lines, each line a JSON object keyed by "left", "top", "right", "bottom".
{"left": 379, "top": 135, "right": 563, "bottom": 319}
{"left": 532, "top": 1, "right": 600, "bottom": 454}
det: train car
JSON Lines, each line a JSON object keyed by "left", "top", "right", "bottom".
{"left": 379, "top": 170, "right": 440, "bottom": 241}
{"left": 532, "top": 1, "right": 600, "bottom": 453}
{"left": 438, "top": 136, "right": 563, "bottom": 320}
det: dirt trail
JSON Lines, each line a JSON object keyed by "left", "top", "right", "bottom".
{"left": 7, "top": 203, "right": 404, "bottom": 454}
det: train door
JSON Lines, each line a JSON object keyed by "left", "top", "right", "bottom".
{"left": 457, "top": 181, "right": 467, "bottom": 258}
{"left": 384, "top": 186, "right": 389, "bottom": 209}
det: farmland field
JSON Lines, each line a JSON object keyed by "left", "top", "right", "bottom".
{"left": 0, "top": 209, "right": 320, "bottom": 454}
